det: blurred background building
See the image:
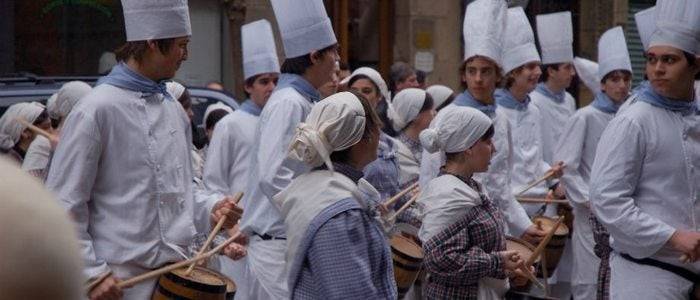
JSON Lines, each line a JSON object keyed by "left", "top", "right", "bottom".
{"left": 0, "top": 0, "right": 654, "bottom": 105}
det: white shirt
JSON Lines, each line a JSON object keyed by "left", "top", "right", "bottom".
{"left": 203, "top": 109, "right": 259, "bottom": 203}
{"left": 240, "top": 87, "right": 314, "bottom": 237}
{"left": 530, "top": 88, "right": 576, "bottom": 164}
{"left": 590, "top": 100, "right": 700, "bottom": 273}
{"left": 46, "top": 84, "right": 216, "bottom": 280}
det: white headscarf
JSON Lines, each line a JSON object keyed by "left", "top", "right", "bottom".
{"left": 420, "top": 106, "right": 492, "bottom": 154}
{"left": 52, "top": 81, "right": 92, "bottom": 120}
{"left": 166, "top": 81, "right": 186, "bottom": 100}
{"left": 426, "top": 85, "right": 454, "bottom": 110}
{"left": 0, "top": 102, "right": 45, "bottom": 150}
{"left": 46, "top": 93, "right": 58, "bottom": 120}
{"left": 203, "top": 102, "right": 234, "bottom": 126}
{"left": 341, "top": 67, "right": 391, "bottom": 102}
{"left": 388, "top": 88, "right": 427, "bottom": 132}
{"left": 288, "top": 91, "right": 366, "bottom": 172}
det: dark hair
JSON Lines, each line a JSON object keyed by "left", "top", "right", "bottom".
{"left": 33, "top": 110, "right": 49, "bottom": 127}
{"left": 114, "top": 38, "right": 175, "bottom": 62}
{"left": 504, "top": 65, "right": 525, "bottom": 89}
{"left": 339, "top": 61, "right": 350, "bottom": 71}
{"left": 540, "top": 63, "right": 563, "bottom": 82}
{"left": 347, "top": 74, "right": 381, "bottom": 97}
{"left": 416, "top": 70, "right": 427, "bottom": 85}
{"left": 389, "top": 62, "right": 415, "bottom": 94}
{"left": 436, "top": 93, "right": 456, "bottom": 111}
{"left": 329, "top": 90, "right": 383, "bottom": 163}
{"left": 444, "top": 125, "right": 495, "bottom": 162}
{"left": 243, "top": 74, "right": 261, "bottom": 98}
{"left": 280, "top": 44, "right": 338, "bottom": 75}
{"left": 205, "top": 109, "right": 230, "bottom": 131}
{"left": 601, "top": 70, "right": 632, "bottom": 84}
{"left": 176, "top": 89, "right": 192, "bottom": 110}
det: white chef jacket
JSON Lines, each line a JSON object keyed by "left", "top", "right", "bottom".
{"left": 530, "top": 88, "right": 576, "bottom": 164}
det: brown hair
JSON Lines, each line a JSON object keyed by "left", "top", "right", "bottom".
{"left": 329, "top": 90, "right": 383, "bottom": 163}
{"left": 114, "top": 38, "right": 175, "bottom": 62}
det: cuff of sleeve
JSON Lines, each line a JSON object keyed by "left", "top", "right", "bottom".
{"left": 85, "top": 263, "right": 111, "bottom": 282}
{"left": 489, "top": 252, "right": 504, "bottom": 277}
{"left": 509, "top": 216, "right": 533, "bottom": 239}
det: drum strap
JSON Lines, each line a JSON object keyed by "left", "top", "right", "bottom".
{"left": 620, "top": 253, "right": 699, "bottom": 283}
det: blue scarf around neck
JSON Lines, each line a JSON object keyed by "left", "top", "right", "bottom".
{"left": 97, "top": 62, "right": 173, "bottom": 101}
{"left": 495, "top": 88, "right": 530, "bottom": 111}
{"left": 638, "top": 83, "right": 698, "bottom": 115}
{"left": 453, "top": 90, "right": 496, "bottom": 118}
{"left": 239, "top": 99, "right": 262, "bottom": 116}
{"left": 591, "top": 92, "right": 621, "bottom": 114}
{"left": 535, "top": 82, "right": 565, "bottom": 104}
{"left": 275, "top": 74, "right": 321, "bottom": 104}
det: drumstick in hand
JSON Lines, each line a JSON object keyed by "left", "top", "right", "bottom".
{"left": 517, "top": 262, "right": 545, "bottom": 290}
{"left": 526, "top": 216, "right": 563, "bottom": 267}
{"left": 388, "top": 193, "right": 420, "bottom": 222}
{"left": 15, "top": 117, "right": 58, "bottom": 142}
{"left": 118, "top": 232, "right": 242, "bottom": 288}
{"left": 516, "top": 171, "right": 555, "bottom": 197}
{"left": 382, "top": 182, "right": 419, "bottom": 210}
{"left": 184, "top": 192, "right": 243, "bottom": 275}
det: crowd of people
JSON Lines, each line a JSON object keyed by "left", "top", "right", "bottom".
{"left": 0, "top": 0, "right": 699, "bottom": 299}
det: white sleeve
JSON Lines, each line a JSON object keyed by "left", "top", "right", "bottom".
{"left": 590, "top": 116, "right": 675, "bottom": 258}
{"left": 45, "top": 110, "right": 109, "bottom": 280}
{"left": 554, "top": 114, "right": 589, "bottom": 206}
{"left": 202, "top": 119, "right": 235, "bottom": 199}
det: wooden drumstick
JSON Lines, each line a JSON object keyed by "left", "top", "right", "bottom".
{"left": 517, "top": 262, "right": 545, "bottom": 290}
{"left": 382, "top": 182, "right": 419, "bottom": 210}
{"left": 85, "top": 271, "right": 113, "bottom": 293}
{"left": 15, "top": 117, "right": 57, "bottom": 141}
{"left": 526, "top": 216, "right": 564, "bottom": 267}
{"left": 117, "top": 231, "right": 242, "bottom": 288}
{"left": 516, "top": 197, "right": 569, "bottom": 204}
{"left": 516, "top": 171, "right": 555, "bottom": 197}
{"left": 184, "top": 192, "right": 243, "bottom": 275}
{"left": 388, "top": 193, "right": 420, "bottom": 222}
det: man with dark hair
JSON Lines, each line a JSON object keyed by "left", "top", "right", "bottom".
{"left": 46, "top": 1, "right": 244, "bottom": 299}
{"left": 237, "top": 0, "right": 339, "bottom": 298}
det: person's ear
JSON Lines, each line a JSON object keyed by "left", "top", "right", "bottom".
{"left": 20, "top": 128, "right": 32, "bottom": 141}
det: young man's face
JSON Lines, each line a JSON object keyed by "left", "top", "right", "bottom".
{"left": 152, "top": 36, "right": 190, "bottom": 80}
{"left": 511, "top": 61, "right": 542, "bottom": 93}
{"left": 310, "top": 45, "right": 340, "bottom": 89}
{"left": 548, "top": 62, "right": 576, "bottom": 89}
{"left": 462, "top": 56, "right": 500, "bottom": 103}
{"left": 601, "top": 71, "right": 631, "bottom": 103}
{"left": 396, "top": 74, "right": 420, "bottom": 92}
{"left": 646, "top": 46, "right": 699, "bottom": 100}
{"left": 245, "top": 73, "right": 279, "bottom": 105}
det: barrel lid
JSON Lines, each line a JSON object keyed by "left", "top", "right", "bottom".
{"left": 390, "top": 234, "right": 424, "bottom": 259}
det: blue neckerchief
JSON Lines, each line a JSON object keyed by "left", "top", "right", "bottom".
{"left": 591, "top": 92, "right": 621, "bottom": 114}
{"left": 535, "top": 82, "right": 565, "bottom": 104}
{"left": 97, "top": 62, "right": 173, "bottom": 101}
{"left": 239, "top": 99, "right": 262, "bottom": 116}
{"left": 453, "top": 90, "right": 496, "bottom": 118}
{"left": 275, "top": 74, "right": 321, "bottom": 104}
{"left": 631, "top": 80, "right": 649, "bottom": 97}
{"left": 638, "top": 84, "right": 698, "bottom": 115}
{"left": 495, "top": 88, "right": 530, "bottom": 111}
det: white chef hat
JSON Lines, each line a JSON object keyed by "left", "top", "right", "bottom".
{"left": 573, "top": 57, "right": 600, "bottom": 93}
{"left": 635, "top": 6, "right": 656, "bottom": 51}
{"left": 420, "top": 106, "right": 492, "bottom": 154}
{"left": 271, "top": 0, "right": 337, "bottom": 59}
{"left": 288, "top": 91, "right": 366, "bottom": 172}
{"left": 388, "top": 88, "right": 427, "bottom": 132}
{"left": 0, "top": 102, "right": 45, "bottom": 150}
{"left": 0, "top": 157, "right": 84, "bottom": 300}
{"left": 536, "top": 11, "right": 574, "bottom": 64}
{"left": 242, "top": 19, "right": 280, "bottom": 80}
{"left": 341, "top": 67, "right": 391, "bottom": 102}
{"left": 121, "top": 0, "right": 192, "bottom": 41}
{"left": 426, "top": 85, "right": 455, "bottom": 110}
{"left": 166, "top": 81, "right": 186, "bottom": 100}
{"left": 598, "top": 26, "right": 632, "bottom": 81}
{"left": 203, "top": 102, "right": 234, "bottom": 126}
{"left": 53, "top": 81, "right": 92, "bottom": 120}
{"left": 46, "top": 93, "right": 59, "bottom": 120}
{"left": 98, "top": 52, "right": 117, "bottom": 75}
{"left": 502, "top": 7, "right": 541, "bottom": 74}
{"left": 649, "top": 0, "right": 700, "bottom": 55}
{"left": 462, "top": 0, "right": 507, "bottom": 66}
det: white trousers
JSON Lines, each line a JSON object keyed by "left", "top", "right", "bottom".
{"left": 236, "top": 237, "right": 288, "bottom": 300}
{"left": 609, "top": 253, "right": 692, "bottom": 300}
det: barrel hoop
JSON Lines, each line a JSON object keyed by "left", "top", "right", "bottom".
{"left": 163, "top": 271, "right": 227, "bottom": 294}
{"left": 393, "top": 259, "right": 422, "bottom": 271}
{"left": 391, "top": 247, "right": 423, "bottom": 263}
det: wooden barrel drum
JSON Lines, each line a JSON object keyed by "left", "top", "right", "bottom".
{"left": 532, "top": 216, "right": 569, "bottom": 278}
{"left": 152, "top": 266, "right": 228, "bottom": 300}
{"left": 506, "top": 236, "right": 540, "bottom": 292}
{"left": 390, "top": 234, "right": 424, "bottom": 298}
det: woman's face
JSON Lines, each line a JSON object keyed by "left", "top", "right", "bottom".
{"left": 352, "top": 125, "right": 380, "bottom": 169}
{"left": 469, "top": 137, "right": 495, "bottom": 173}
{"left": 412, "top": 106, "right": 436, "bottom": 132}
{"left": 350, "top": 78, "right": 381, "bottom": 109}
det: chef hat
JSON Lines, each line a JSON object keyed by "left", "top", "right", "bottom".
{"left": 635, "top": 6, "right": 656, "bottom": 51}
{"left": 649, "top": 0, "right": 700, "bottom": 55}
{"left": 420, "top": 106, "right": 492, "bottom": 154}
{"left": 203, "top": 102, "right": 234, "bottom": 126}
{"left": 598, "top": 27, "right": 632, "bottom": 81}
{"left": 98, "top": 52, "right": 117, "bottom": 75}
{"left": 242, "top": 20, "right": 280, "bottom": 80}
{"left": 288, "top": 91, "right": 366, "bottom": 172}
{"left": 121, "top": 0, "right": 191, "bottom": 41}
{"left": 0, "top": 102, "right": 45, "bottom": 150}
{"left": 502, "top": 7, "right": 541, "bottom": 74}
{"left": 0, "top": 157, "right": 84, "bottom": 300}
{"left": 271, "top": 0, "right": 337, "bottom": 59}
{"left": 46, "top": 93, "right": 59, "bottom": 120}
{"left": 462, "top": 0, "right": 507, "bottom": 66}
{"left": 573, "top": 57, "right": 600, "bottom": 93}
{"left": 388, "top": 88, "right": 427, "bottom": 132}
{"left": 426, "top": 85, "right": 455, "bottom": 110}
{"left": 53, "top": 81, "right": 92, "bottom": 120}
{"left": 341, "top": 67, "right": 391, "bottom": 102}
{"left": 536, "top": 11, "right": 574, "bottom": 64}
